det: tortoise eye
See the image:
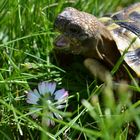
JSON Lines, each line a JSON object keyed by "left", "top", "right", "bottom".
{"left": 68, "top": 25, "right": 81, "bottom": 34}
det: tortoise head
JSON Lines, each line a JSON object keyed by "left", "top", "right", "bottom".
{"left": 54, "top": 7, "right": 113, "bottom": 57}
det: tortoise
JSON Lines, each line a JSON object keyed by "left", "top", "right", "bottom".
{"left": 54, "top": 3, "right": 140, "bottom": 82}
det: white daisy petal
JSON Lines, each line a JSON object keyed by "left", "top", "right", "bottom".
{"left": 33, "top": 89, "right": 40, "bottom": 98}
{"left": 62, "top": 91, "right": 68, "bottom": 99}
{"left": 56, "top": 98, "right": 68, "bottom": 105}
{"left": 27, "top": 98, "right": 37, "bottom": 104}
{"left": 45, "top": 82, "right": 56, "bottom": 95}
{"left": 50, "top": 119, "right": 55, "bottom": 126}
{"left": 29, "top": 107, "right": 40, "bottom": 119}
{"left": 38, "top": 82, "right": 46, "bottom": 95}
{"left": 54, "top": 89, "right": 64, "bottom": 100}
{"left": 27, "top": 90, "right": 39, "bottom": 104}
{"left": 48, "top": 112, "right": 55, "bottom": 126}
{"left": 46, "top": 118, "right": 51, "bottom": 126}
{"left": 42, "top": 117, "right": 51, "bottom": 126}
{"left": 56, "top": 104, "right": 66, "bottom": 109}
{"left": 49, "top": 82, "right": 56, "bottom": 94}
{"left": 54, "top": 112, "right": 63, "bottom": 120}
{"left": 54, "top": 89, "right": 68, "bottom": 100}
{"left": 44, "top": 112, "right": 55, "bottom": 126}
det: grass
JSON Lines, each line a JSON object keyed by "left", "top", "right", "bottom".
{"left": 0, "top": 0, "right": 140, "bottom": 139}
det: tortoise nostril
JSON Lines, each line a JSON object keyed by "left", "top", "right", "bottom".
{"left": 54, "top": 17, "right": 61, "bottom": 29}
{"left": 54, "top": 15, "right": 64, "bottom": 28}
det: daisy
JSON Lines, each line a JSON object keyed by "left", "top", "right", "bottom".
{"left": 26, "top": 81, "right": 68, "bottom": 126}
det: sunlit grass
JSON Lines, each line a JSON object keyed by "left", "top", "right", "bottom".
{"left": 0, "top": 0, "right": 140, "bottom": 139}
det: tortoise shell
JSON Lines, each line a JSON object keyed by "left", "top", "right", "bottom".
{"left": 54, "top": 3, "right": 140, "bottom": 78}
{"left": 108, "top": 3, "right": 140, "bottom": 77}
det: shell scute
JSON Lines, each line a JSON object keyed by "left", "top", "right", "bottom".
{"left": 108, "top": 3, "right": 140, "bottom": 77}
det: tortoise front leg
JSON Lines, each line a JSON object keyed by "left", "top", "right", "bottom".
{"left": 84, "top": 58, "right": 111, "bottom": 82}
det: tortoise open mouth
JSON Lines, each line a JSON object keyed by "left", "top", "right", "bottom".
{"left": 54, "top": 34, "right": 82, "bottom": 55}
{"left": 54, "top": 34, "right": 70, "bottom": 50}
